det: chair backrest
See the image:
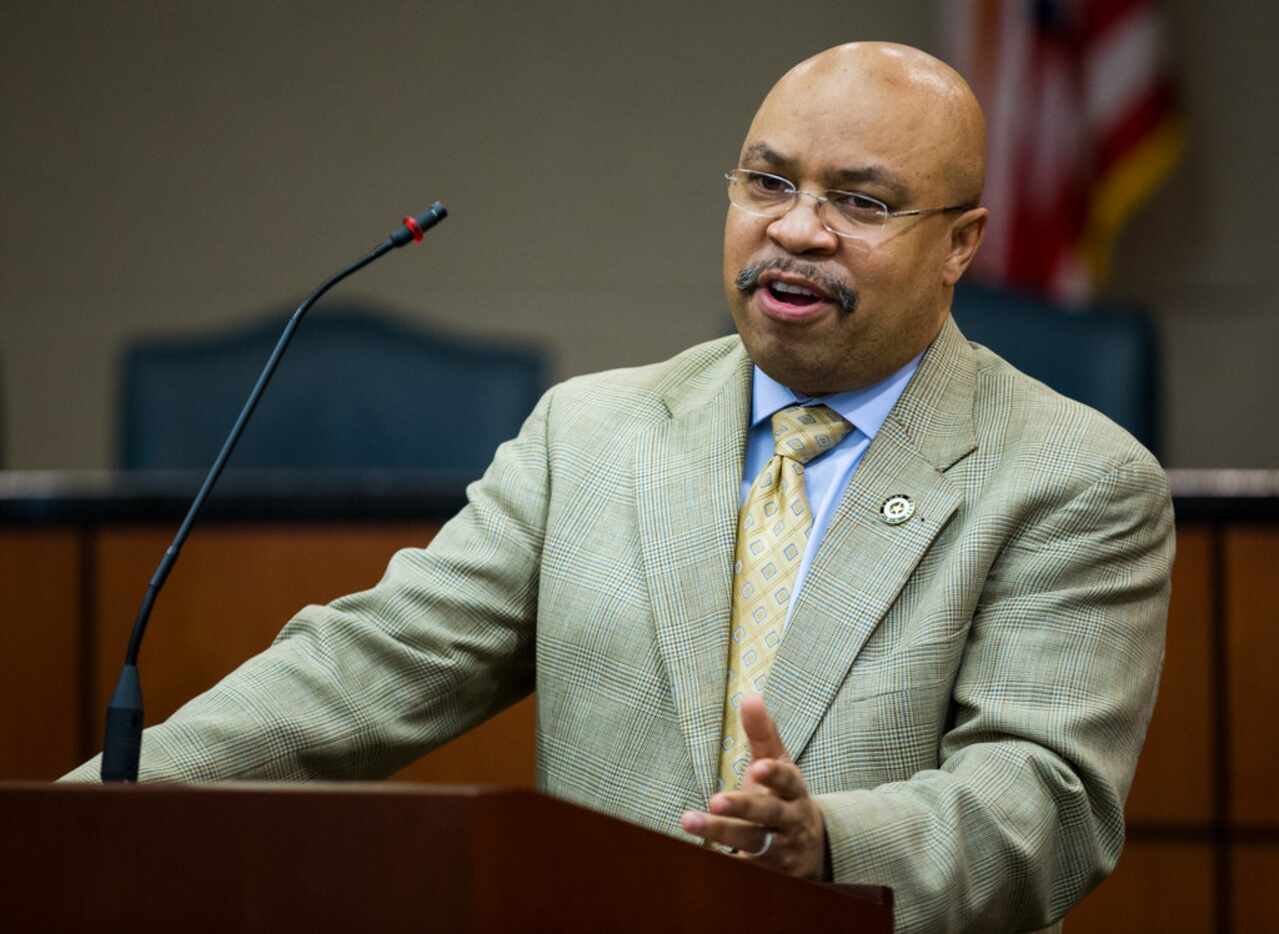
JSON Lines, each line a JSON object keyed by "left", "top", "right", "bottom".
{"left": 119, "top": 308, "right": 547, "bottom": 475}
{"left": 952, "top": 282, "right": 1160, "bottom": 454}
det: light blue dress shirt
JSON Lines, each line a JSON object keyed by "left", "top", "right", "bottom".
{"left": 741, "top": 353, "right": 923, "bottom": 623}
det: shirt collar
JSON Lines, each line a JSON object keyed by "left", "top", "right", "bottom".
{"left": 749, "top": 351, "right": 924, "bottom": 440}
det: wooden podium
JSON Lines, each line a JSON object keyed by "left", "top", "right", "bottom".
{"left": 0, "top": 783, "right": 892, "bottom": 931}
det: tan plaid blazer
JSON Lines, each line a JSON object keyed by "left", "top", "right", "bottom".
{"left": 67, "top": 316, "right": 1173, "bottom": 933}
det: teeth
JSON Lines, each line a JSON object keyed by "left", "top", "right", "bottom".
{"left": 772, "top": 281, "right": 818, "bottom": 297}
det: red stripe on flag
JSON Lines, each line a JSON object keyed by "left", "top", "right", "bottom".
{"left": 1093, "top": 79, "right": 1176, "bottom": 178}
{"left": 1002, "top": 35, "right": 1089, "bottom": 294}
{"left": 944, "top": 0, "right": 1181, "bottom": 298}
{"left": 1080, "top": 0, "right": 1147, "bottom": 45}
{"left": 973, "top": 0, "right": 1003, "bottom": 96}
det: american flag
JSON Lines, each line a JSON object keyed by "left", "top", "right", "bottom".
{"left": 943, "top": 0, "right": 1184, "bottom": 302}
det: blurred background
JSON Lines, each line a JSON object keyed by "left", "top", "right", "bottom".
{"left": 2, "top": 2, "right": 1276, "bottom": 932}
{"left": 1, "top": 0, "right": 1276, "bottom": 470}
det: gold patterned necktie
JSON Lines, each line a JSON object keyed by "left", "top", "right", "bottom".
{"left": 716, "top": 403, "right": 851, "bottom": 791}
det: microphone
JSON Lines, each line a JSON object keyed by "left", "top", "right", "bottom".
{"left": 100, "top": 204, "right": 449, "bottom": 782}
{"left": 390, "top": 203, "right": 448, "bottom": 247}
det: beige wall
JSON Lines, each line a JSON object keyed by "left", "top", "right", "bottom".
{"left": 1106, "top": 2, "right": 1279, "bottom": 468}
{"left": 1, "top": 2, "right": 1274, "bottom": 469}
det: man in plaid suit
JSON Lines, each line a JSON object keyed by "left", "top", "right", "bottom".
{"left": 67, "top": 43, "right": 1173, "bottom": 933}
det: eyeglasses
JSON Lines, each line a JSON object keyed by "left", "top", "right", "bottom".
{"left": 725, "top": 169, "right": 972, "bottom": 238}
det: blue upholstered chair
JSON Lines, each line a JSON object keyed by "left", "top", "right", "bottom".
{"left": 952, "top": 282, "right": 1160, "bottom": 455}
{"left": 119, "top": 308, "right": 547, "bottom": 475}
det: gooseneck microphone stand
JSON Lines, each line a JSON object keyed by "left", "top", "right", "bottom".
{"left": 100, "top": 203, "right": 449, "bottom": 782}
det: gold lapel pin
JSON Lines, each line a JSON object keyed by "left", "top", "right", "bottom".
{"left": 881, "top": 494, "right": 914, "bottom": 525}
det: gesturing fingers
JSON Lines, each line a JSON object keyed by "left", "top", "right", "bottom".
{"left": 680, "top": 810, "right": 773, "bottom": 854}
{"left": 745, "top": 757, "right": 808, "bottom": 801}
{"left": 684, "top": 696, "right": 826, "bottom": 879}
{"left": 738, "top": 694, "right": 788, "bottom": 763}
{"left": 681, "top": 776, "right": 829, "bottom": 879}
{"left": 708, "top": 788, "right": 788, "bottom": 829}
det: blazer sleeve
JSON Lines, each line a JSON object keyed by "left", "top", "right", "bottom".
{"left": 63, "top": 388, "right": 554, "bottom": 783}
{"left": 815, "top": 452, "right": 1175, "bottom": 933}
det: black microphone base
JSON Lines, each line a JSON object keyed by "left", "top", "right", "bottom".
{"left": 101, "top": 664, "right": 144, "bottom": 783}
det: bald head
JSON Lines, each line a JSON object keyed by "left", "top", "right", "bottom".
{"left": 723, "top": 42, "right": 991, "bottom": 395}
{"left": 749, "top": 42, "right": 986, "bottom": 208}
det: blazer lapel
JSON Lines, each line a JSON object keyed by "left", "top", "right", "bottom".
{"left": 636, "top": 343, "right": 753, "bottom": 803}
{"left": 764, "top": 317, "right": 979, "bottom": 765}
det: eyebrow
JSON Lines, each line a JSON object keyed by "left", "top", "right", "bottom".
{"left": 741, "top": 142, "right": 913, "bottom": 201}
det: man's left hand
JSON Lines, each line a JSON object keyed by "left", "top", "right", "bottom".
{"left": 679, "top": 694, "right": 830, "bottom": 880}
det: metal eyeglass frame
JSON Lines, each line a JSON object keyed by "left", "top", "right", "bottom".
{"left": 725, "top": 168, "right": 973, "bottom": 237}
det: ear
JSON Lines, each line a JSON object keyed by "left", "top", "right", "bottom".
{"left": 941, "top": 207, "right": 988, "bottom": 286}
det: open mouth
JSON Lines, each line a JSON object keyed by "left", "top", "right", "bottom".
{"left": 737, "top": 260, "right": 856, "bottom": 316}
{"left": 765, "top": 281, "right": 824, "bottom": 308}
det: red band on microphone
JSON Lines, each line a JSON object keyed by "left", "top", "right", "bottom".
{"left": 402, "top": 215, "right": 424, "bottom": 242}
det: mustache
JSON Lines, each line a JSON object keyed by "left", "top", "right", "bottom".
{"left": 735, "top": 258, "right": 857, "bottom": 315}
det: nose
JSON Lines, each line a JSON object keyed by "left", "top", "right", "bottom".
{"left": 767, "top": 191, "right": 839, "bottom": 256}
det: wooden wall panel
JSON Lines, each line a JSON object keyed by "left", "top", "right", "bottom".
{"left": 1225, "top": 527, "right": 1279, "bottom": 824}
{"left": 1234, "top": 844, "right": 1279, "bottom": 932}
{"left": 1127, "top": 525, "right": 1214, "bottom": 823}
{"left": 0, "top": 531, "right": 82, "bottom": 779}
{"left": 1067, "top": 842, "right": 1215, "bottom": 933}
{"left": 89, "top": 524, "right": 535, "bottom": 785}
{"left": 93, "top": 524, "right": 441, "bottom": 736}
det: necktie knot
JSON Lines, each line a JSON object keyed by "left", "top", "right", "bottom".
{"left": 770, "top": 404, "right": 850, "bottom": 465}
